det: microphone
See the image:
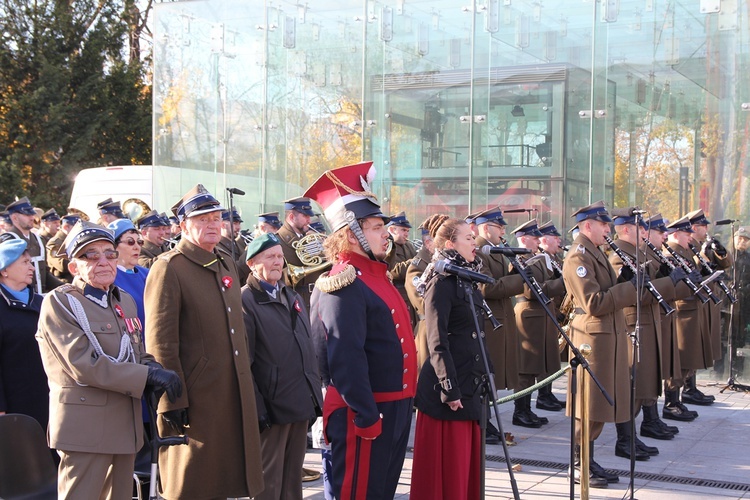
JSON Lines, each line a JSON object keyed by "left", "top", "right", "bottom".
{"left": 480, "top": 245, "right": 532, "bottom": 256}
{"left": 714, "top": 219, "right": 738, "bottom": 225}
{"left": 434, "top": 260, "right": 496, "bottom": 285}
{"left": 226, "top": 187, "right": 246, "bottom": 195}
{"left": 503, "top": 208, "right": 537, "bottom": 214}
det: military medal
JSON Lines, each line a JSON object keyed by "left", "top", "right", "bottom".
{"left": 114, "top": 304, "right": 124, "bottom": 318}
{"left": 294, "top": 299, "right": 301, "bottom": 312}
{"left": 222, "top": 275, "right": 233, "bottom": 288}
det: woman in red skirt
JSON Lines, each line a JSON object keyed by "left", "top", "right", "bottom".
{"left": 410, "top": 216, "right": 491, "bottom": 500}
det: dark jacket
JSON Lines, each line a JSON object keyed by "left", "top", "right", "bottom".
{"left": 137, "top": 240, "right": 165, "bottom": 269}
{"left": 241, "top": 275, "right": 323, "bottom": 425}
{"left": 0, "top": 285, "right": 48, "bottom": 429}
{"left": 415, "top": 273, "right": 492, "bottom": 421}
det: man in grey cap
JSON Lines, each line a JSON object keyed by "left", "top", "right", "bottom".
{"left": 36, "top": 220, "right": 181, "bottom": 499}
{"left": 6, "top": 197, "right": 62, "bottom": 293}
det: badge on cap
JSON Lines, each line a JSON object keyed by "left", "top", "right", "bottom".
{"left": 222, "top": 275, "right": 233, "bottom": 289}
{"left": 576, "top": 266, "right": 587, "bottom": 277}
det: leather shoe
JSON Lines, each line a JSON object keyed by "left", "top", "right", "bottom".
{"left": 663, "top": 404, "right": 697, "bottom": 422}
{"left": 659, "top": 420, "right": 679, "bottom": 434}
{"left": 640, "top": 420, "right": 675, "bottom": 440}
{"left": 682, "top": 390, "right": 714, "bottom": 406}
{"left": 512, "top": 410, "right": 543, "bottom": 428}
{"left": 589, "top": 460, "right": 619, "bottom": 483}
{"left": 570, "top": 467, "right": 608, "bottom": 488}
{"left": 675, "top": 402, "right": 699, "bottom": 418}
{"left": 614, "top": 442, "right": 650, "bottom": 461}
{"left": 485, "top": 433, "right": 501, "bottom": 445}
{"left": 536, "top": 395, "right": 564, "bottom": 412}
{"left": 635, "top": 438, "right": 659, "bottom": 456}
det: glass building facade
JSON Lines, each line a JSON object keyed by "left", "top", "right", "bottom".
{"left": 152, "top": 0, "right": 750, "bottom": 381}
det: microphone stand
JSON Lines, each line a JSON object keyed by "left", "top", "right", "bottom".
{"left": 721, "top": 221, "right": 750, "bottom": 393}
{"left": 627, "top": 215, "right": 644, "bottom": 499}
{"left": 461, "top": 277, "right": 521, "bottom": 500}
{"left": 501, "top": 248, "right": 614, "bottom": 500}
{"left": 225, "top": 188, "right": 244, "bottom": 262}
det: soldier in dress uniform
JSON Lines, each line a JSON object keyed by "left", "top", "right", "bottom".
{"left": 0, "top": 210, "right": 11, "bottom": 234}
{"left": 386, "top": 211, "right": 418, "bottom": 330}
{"left": 137, "top": 210, "right": 170, "bottom": 268}
{"left": 144, "top": 184, "right": 264, "bottom": 499}
{"left": 563, "top": 201, "right": 638, "bottom": 488}
{"left": 510, "top": 219, "right": 566, "bottom": 428}
{"left": 46, "top": 214, "right": 81, "bottom": 284}
{"left": 38, "top": 209, "right": 61, "bottom": 246}
{"left": 608, "top": 208, "right": 686, "bottom": 459}
{"left": 405, "top": 217, "right": 438, "bottom": 375}
{"left": 96, "top": 198, "right": 126, "bottom": 225}
{"left": 6, "top": 197, "right": 63, "bottom": 293}
{"left": 257, "top": 212, "right": 283, "bottom": 235}
{"left": 685, "top": 209, "right": 729, "bottom": 403}
{"left": 642, "top": 214, "right": 686, "bottom": 435}
{"left": 306, "top": 162, "right": 417, "bottom": 500}
{"left": 663, "top": 216, "right": 705, "bottom": 421}
{"left": 278, "top": 197, "right": 322, "bottom": 311}
{"left": 36, "top": 220, "right": 181, "bottom": 499}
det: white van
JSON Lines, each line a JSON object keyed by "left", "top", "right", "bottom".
{"left": 69, "top": 165, "right": 301, "bottom": 222}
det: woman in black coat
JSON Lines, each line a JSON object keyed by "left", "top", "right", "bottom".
{"left": 410, "top": 216, "right": 491, "bottom": 500}
{"left": 0, "top": 238, "right": 49, "bottom": 429}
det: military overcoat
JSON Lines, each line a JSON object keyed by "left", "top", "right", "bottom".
{"left": 145, "top": 238, "right": 264, "bottom": 499}
{"left": 563, "top": 234, "right": 636, "bottom": 423}
{"left": 476, "top": 236, "right": 525, "bottom": 390}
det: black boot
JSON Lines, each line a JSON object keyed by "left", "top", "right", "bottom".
{"left": 640, "top": 403, "right": 675, "bottom": 440}
{"left": 635, "top": 436, "right": 659, "bottom": 456}
{"left": 536, "top": 383, "right": 564, "bottom": 411}
{"left": 572, "top": 444, "right": 608, "bottom": 488}
{"left": 588, "top": 441, "right": 619, "bottom": 483}
{"left": 614, "top": 423, "right": 650, "bottom": 461}
{"left": 513, "top": 394, "right": 543, "bottom": 428}
{"left": 682, "top": 374, "right": 714, "bottom": 405}
{"left": 663, "top": 389, "right": 698, "bottom": 421}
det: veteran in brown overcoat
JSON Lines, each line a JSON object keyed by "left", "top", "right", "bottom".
{"left": 145, "top": 185, "right": 264, "bottom": 500}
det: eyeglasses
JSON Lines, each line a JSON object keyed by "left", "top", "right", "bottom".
{"left": 119, "top": 237, "right": 144, "bottom": 247}
{"left": 77, "top": 250, "right": 119, "bottom": 261}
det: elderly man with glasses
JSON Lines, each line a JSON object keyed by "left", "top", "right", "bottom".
{"left": 36, "top": 220, "right": 182, "bottom": 499}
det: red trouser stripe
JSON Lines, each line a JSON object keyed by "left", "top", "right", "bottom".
{"left": 340, "top": 408, "right": 373, "bottom": 500}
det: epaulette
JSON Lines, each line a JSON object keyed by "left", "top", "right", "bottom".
{"left": 158, "top": 249, "right": 180, "bottom": 262}
{"left": 315, "top": 264, "right": 357, "bottom": 293}
{"left": 411, "top": 256, "right": 422, "bottom": 267}
{"left": 55, "top": 283, "right": 76, "bottom": 293}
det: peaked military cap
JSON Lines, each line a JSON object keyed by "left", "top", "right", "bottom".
{"left": 97, "top": 198, "right": 125, "bottom": 218}
{"left": 611, "top": 207, "right": 648, "bottom": 228}
{"left": 666, "top": 215, "right": 694, "bottom": 234}
{"left": 222, "top": 208, "right": 243, "bottom": 223}
{"left": 283, "top": 197, "right": 315, "bottom": 217}
{"left": 474, "top": 207, "right": 507, "bottom": 226}
{"left": 6, "top": 197, "right": 36, "bottom": 216}
{"left": 387, "top": 211, "right": 412, "bottom": 228}
{"left": 138, "top": 210, "right": 170, "bottom": 229}
{"left": 645, "top": 214, "right": 668, "bottom": 232}
{"left": 571, "top": 200, "right": 612, "bottom": 224}
{"left": 685, "top": 209, "right": 710, "bottom": 226}
{"left": 538, "top": 221, "right": 562, "bottom": 237}
{"left": 62, "top": 220, "right": 115, "bottom": 258}
{"left": 511, "top": 218, "right": 543, "bottom": 237}
{"left": 172, "top": 184, "right": 224, "bottom": 221}
{"left": 258, "top": 212, "right": 282, "bottom": 229}
{"left": 41, "top": 208, "right": 61, "bottom": 222}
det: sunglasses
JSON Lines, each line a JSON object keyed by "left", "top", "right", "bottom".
{"left": 119, "top": 237, "right": 144, "bottom": 247}
{"left": 77, "top": 250, "right": 119, "bottom": 261}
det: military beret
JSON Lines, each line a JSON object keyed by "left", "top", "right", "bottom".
{"left": 246, "top": 232, "right": 282, "bottom": 261}
{"left": 0, "top": 239, "right": 28, "bottom": 271}
{"left": 108, "top": 219, "right": 138, "bottom": 241}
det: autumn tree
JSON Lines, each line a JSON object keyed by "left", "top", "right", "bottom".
{"left": 0, "top": 0, "right": 152, "bottom": 210}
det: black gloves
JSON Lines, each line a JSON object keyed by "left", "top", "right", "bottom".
{"left": 618, "top": 265, "right": 634, "bottom": 283}
{"left": 258, "top": 414, "right": 272, "bottom": 433}
{"left": 162, "top": 408, "right": 189, "bottom": 434}
{"left": 658, "top": 262, "right": 672, "bottom": 278}
{"left": 552, "top": 268, "right": 562, "bottom": 280}
{"left": 146, "top": 365, "right": 183, "bottom": 403}
{"left": 668, "top": 267, "right": 687, "bottom": 285}
{"left": 711, "top": 239, "right": 728, "bottom": 257}
{"left": 687, "top": 269, "right": 703, "bottom": 284}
